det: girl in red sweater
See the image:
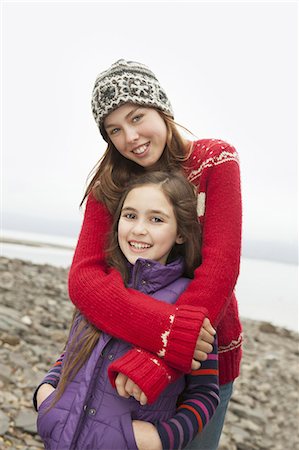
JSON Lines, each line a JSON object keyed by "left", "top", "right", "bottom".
{"left": 37, "top": 59, "right": 242, "bottom": 450}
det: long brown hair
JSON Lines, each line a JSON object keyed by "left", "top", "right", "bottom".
{"left": 47, "top": 171, "right": 201, "bottom": 410}
{"left": 80, "top": 110, "right": 193, "bottom": 214}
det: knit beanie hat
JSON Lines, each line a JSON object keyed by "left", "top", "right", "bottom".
{"left": 91, "top": 59, "right": 174, "bottom": 139}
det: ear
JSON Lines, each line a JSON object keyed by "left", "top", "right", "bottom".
{"left": 175, "top": 234, "right": 185, "bottom": 244}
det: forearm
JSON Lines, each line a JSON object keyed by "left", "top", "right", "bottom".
{"left": 69, "top": 152, "right": 241, "bottom": 366}
{"left": 108, "top": 348, "right": 183, "bottom": 404}
{"left": 33, "top": 353, "right": 64, "bottom": 411}
{"left": 69, "top": 195, "right": 206, "bottom": 371}
{"left": 180, "top": 156, "right": 242, "bottom": 326}
{"left": 132, "top": 420, "right": 162, "bottom": 450}
{"left": 156, "top": 338, "right": 219, "bottom": 449}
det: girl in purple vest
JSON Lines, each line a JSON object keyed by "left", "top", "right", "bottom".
{"left": 35, "top": 171, "right": 219, "bottom": 450}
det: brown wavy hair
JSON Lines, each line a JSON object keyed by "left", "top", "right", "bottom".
{"left": 45, "top": 171, "right": 201, "bottom": 411}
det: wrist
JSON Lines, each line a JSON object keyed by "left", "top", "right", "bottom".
{"left": 36, "top": 383, "right": 55, "bottom": 410}
{"left": 132, "top": 420, "right": 162, "bottom": 450}
{"left": 164, "top": 305, "right": 208, "bottom": 372}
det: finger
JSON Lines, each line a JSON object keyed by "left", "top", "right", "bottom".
{"left": 203, "top": 318, "right": 216, "bottom": 335}
{"left": 199, "top": 328, "right": 215, "bottom": 344}
{"left": 140, "top": 392, "right": 148, "bottom": 406}
{"left": 132, "top": 385, "right": 142, "bottom": 401}
{"left": 191, "top": 358, "right": 201, "bottom": 370}
{"left": 125, "top": 378, "right": 136, "bottom": 396}
{"left": 115, "top": 373, "right": 130, "bottom": 398}
{"left": 196, "top": 341, "right": 213, "bottom": 354}
{"left": 193, "top": 350, "right": 208, "bottom": 362}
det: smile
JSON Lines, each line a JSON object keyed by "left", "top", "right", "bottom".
{"left": 129, "top": 241, "right": 152, "bottom": 250}
{"left": 132, "top": 143, "right": 150, "bottom": 155}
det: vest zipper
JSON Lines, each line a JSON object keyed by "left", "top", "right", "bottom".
{"left": 132, "top": 263, "right": 141, "bottom": 290}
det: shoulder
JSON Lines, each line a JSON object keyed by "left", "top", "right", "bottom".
{"left": 165, "top": 277, "right": 192, "bottom": 297}
{"left": 186, "top": 138, "right": 240, "bottom": 183}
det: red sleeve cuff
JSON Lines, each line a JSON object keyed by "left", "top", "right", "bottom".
{"left": 108, "top": 348, "right": 182, "bottom": 404}
{"left": 164, "top": 305, "right": 208, "bottom": 372}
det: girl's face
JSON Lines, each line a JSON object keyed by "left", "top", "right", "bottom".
{"left": 104, "top": 104, "right": 167, "bottom": 169}
{"left": 118, "top": 184, "right": 183, "bottom": 265}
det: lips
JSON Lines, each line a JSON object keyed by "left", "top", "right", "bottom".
{"left": 129, "top": 241, "right": 152, "bottom": 250}
{"left": 132, "top": 142, "right": 150, "bottom": 155}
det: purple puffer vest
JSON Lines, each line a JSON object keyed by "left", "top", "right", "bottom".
{"left": 37, "top": 258, "right": 191, "bottom": 450}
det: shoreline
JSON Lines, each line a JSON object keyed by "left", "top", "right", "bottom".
{"left": 1, "top": 241, "right": 298, "bottom": 332}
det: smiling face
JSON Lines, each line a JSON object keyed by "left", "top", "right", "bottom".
{"left": 117, "top": 184, "right": 184, "bottom": 265}
{"left": 104, "top": 104, "right": 167, "bottom": 169}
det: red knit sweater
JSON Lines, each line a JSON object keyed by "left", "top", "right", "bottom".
{"left": 68, "top": 139, "right": 242, "bottom": 400}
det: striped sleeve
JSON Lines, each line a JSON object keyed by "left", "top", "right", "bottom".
{"left": 41, "top": 353, "right": 64, "bottom": 387}
{"left": 32, "top": 353, "right": 64, "bottom": 411}
{"left": 156, "top": 337, "right": 219, "bottom": 449}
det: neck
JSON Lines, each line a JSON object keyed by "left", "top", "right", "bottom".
{"left": 183, "top": 139, "right": 194, "bottom": 157}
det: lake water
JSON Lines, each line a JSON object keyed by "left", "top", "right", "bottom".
{"left": 1, "top": 230, "right": 298, "bottom": 333}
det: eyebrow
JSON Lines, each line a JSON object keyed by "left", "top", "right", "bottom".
{"left": 105, "top": 106, "right": 144, "bottom": 129}
{"left": 121, "top": 206, "right": 170, "bottom": 219}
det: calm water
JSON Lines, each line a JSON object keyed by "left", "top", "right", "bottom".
{"left": 1, "top": 230, "right": 298, "bottom": 332}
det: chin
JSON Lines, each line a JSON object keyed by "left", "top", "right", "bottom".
{"left": 127, "top": 255, "right": 138, "bottom": 265}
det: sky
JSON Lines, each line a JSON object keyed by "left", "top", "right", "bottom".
{"left": 2, "top": 1, "right": 298, "bottom": 263}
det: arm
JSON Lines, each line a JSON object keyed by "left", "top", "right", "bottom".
{"left": 156, "top": 337, "right": 219, "bottom": 450}
{"left": 119, "top": 337, "right": 219, "bottom": 449}
{"left": 68, "top": 143, "right": 241, "bottom": 367}
{"left": 33, "top": 314, "right": 81, "bottom": 410}
{"left": 132, "top": 421, "right": 162, "bottom": 450}
{"left": 68, "top": 194, "right": 206, "bottom": 372}
{"left": 33, "top": 353, "right": 64, "bottom": 411}
{"left": 108, "top": 319, "right": 215, "bottom": 404}
{"left": 179, "top": 145, "right": 242, "bottom": 327}
{"left": 108, "top": 347, "right": 183, "bottom": 404}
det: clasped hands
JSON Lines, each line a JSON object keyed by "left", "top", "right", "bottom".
{"left": 115, "top": 317, "right": 215, "bottom": 405}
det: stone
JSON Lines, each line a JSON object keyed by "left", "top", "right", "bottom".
{"left": 0, "top": 271, "right": 14, "bottom": 290}
{"left": 21, "top": 316, "right": 32, "bottom": 326}
{"left": 0, "top": 363, "right": 12, "bottom": 383}
{"left": 230, "top": 403, "right": 267, "bottom": 425}
{"left": 239, "top": 418, "right": 261, "bottom": 432}
{"left": 0, "top": 410, "right": 9, "bottom": 435}
{"left": 229, "top": 425, "right": 251, "bottom": 444}
{"left": 259, "top": 321, "right": 278, "bottom": 334}
{"left": 0, "top": 333, "right": 20, "bottom": 346}
{"left": 14, "top": 410, "right": 37, "bottom": 434}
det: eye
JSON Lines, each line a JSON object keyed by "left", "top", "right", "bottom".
{"left": 150, "top": 216, "right": 163, "bottom": 223}
{"left": 123, "top": 212, "right": 136, "bottom": 220}
{"left": 132, "top": 114, "right": 143, "bottom": 123}
{"left": 110, "top": 127, "right": 120, "bottom": 135}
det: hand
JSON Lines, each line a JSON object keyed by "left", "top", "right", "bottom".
{"left": 191, "top": 318, "right": 216, "bottom": 370}
{"left": 115, "top": 373, "right": 148, "bottom": 405}
{"left": 132, "top": 420, "right": 162, "bottom": 450}
{"left": 36, "top": 384, "right": 55, "bottom": 410}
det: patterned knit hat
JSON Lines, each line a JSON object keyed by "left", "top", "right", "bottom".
{"left": 91, "top": 59, "right": 174, "bottom": 139}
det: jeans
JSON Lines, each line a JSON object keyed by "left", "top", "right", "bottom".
{"left": 185, "top": 382, "right": 234, "bottom": 450}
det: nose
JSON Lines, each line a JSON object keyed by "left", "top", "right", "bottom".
{"left": 132, "top": 219, "right": 147, "bottom": 236}
{"left": 124, "top": 126, "right": 139, "bottom": 143}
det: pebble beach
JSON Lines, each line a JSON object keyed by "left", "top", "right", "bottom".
{"left": 0, "top": 256, "right": 298, "bottom": 450}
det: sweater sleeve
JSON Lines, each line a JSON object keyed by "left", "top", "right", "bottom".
{"left": 156, "top": 337, "right": 219, "bottom": 450}
{"left": 68, "top": 142, "right": 241, "bottom": 370}
{"left": 179, "top": 144, "right": 242, "bottom": 327}
{"left": 68, "top": 194, "right": 207, "bottom": 373}
{"left": 108, "top": 348, "right": 183, "bottom": 404}
{"left": 32, "top": 353, "right": 64, "bottom": 411}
